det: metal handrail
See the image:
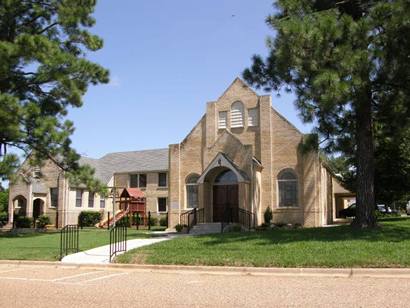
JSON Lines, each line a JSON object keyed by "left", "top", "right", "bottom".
{"left": 59, "top": 224, "right": 79, "bottom": 260}
{"left": 221, "top": 207, "right": 255, "bottom": 233}
{"left": 180, "top": 208, "right": 205, "bottom": 233}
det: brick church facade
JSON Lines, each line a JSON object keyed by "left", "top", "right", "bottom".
{"left": 7, "top": 78, "right": 353, "bottom": 229}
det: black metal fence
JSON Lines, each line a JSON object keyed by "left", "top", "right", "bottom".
{"left": 109, "top": 224, "right": 127, "bottom": 262}
{"left": 59, "top": 224, "right": 79, "bottom": 260}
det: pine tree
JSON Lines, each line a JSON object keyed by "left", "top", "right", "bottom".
{"left": 0, "top": 0, "right": 109, "bottom": 192}
{"left": 244, "top": 0, "right": 410, "bottom": 228}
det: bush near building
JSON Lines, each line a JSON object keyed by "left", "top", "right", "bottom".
{"left": 36, "top": 215, "right": 51, "bottom": 229}
{"left": 15, "top": 216, "right": 32, "bottom": 228}
{"left": 159, "top": 216, "right": 168, "bottom": 227}
{"left": 0, "top": 212, "right": 8, "bottom": 227}
{"left": 78, "top": 211, "right": 101, "bottom": 227}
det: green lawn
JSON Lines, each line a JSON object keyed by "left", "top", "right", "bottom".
{"left": 0, "top": 227, "right": 164, "bottom": 261}
{"left": 117, "top": 218, "right": 410, "bottom": 268}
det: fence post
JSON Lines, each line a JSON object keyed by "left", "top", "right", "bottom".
{"left": 76, "top": 225, "right": 79, "bottom": 252}
{"left": 148, "top": 211, "right": 151, "bottom": 230}
{"left": 60, "top": 227, "right": 63, "bottom": 259}
{"left": 125, "top": 225, "right": 128, "bottom": 251}
{"left": 107, "top": 212, "right": 110, "bottom": 230}
{"left": 136, "top": 213, "right": 139, "bottom": 230}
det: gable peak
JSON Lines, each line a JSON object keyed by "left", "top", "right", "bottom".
{"left": 217, "top": 77, "right": 258, "bottom": 101}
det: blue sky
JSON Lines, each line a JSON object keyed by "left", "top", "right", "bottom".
{"left": 68, "top": 0, "right": 312, "bottom": 159}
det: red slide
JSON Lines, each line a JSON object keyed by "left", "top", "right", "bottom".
{"left": 96, "top": 209, "right": 128, "bottom": 228}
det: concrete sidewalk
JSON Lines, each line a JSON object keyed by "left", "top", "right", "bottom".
{"left": 61, "top": 236, "right": 173, "bottom": 264}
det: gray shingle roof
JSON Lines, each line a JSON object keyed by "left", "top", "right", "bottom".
{"left": 79, "top": 148, "right": 168, "bottom": 184}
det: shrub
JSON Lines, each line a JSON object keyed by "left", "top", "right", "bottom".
{"left": 264, "top": 207, "right": 273, "bottom": 225}
{"left": 78, "top": 211, "right": 102, "bottom": 227}
{"left": 15, "top": 216, "right": 32, "bottom": 228}
{"left": 116, "top": 216, "right": 131, "bottom": 227}
{"left": 36, "top": 215, "right": 51, "bottom": 229}
{"left": 148, "top": 216, "right": 158, "bottom": 226}
{"left": 175, "top": 224, "right": 184, "bottom": 232}
{"left": 133, "top": 213, "right": 143, "bottom": 225}
{"left": 159, "top": 216, "right": 168, "bottom": 227}
{"left": 0, "top": 212, "right": 8, "bottom": 227}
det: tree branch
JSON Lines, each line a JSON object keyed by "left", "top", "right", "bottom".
{"left": 36, "top": 22, "right": 58, "bottom": 35}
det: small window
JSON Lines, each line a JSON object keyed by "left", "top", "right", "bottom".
{"left": 139, "top": 174, "right": 147, "bottom": 188}
{"left": 230, "top": 101, "right": 244, "bottom": 128}
{"left": 157, "top": 197, "right": 167, "bottom": 213}
{"left": 158, "top": 172, "right": 167, "bottom": 187}
{"left": 248, "top": 108, "right": 259, "bottom": 127}
{"left": 88, "top": 192, "right": 94, "bottom": 208}
{"left": 100, "top": 197, "right": 105, "bottom": 209}
{"left": 130, "top": 174, "right": 147, "bottom": 188}
{"left": 278, "top": 169, "right": 298, "bottom": 207}
{"left": 50, "top": 187, "right": 58, "bottom": 208}
{"left": 75, "top": 189, "right": 83, "bottom": 207}
{"left": 130, "top": 174, "right": 139, "bottom": 188}
{"left": 218, "top": 111, "right": 227, "bottom": 129}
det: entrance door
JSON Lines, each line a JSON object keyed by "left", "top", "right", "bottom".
{"left": 33, "top": 199, "right": 44, "bottom": 219}
{"left": 213, "top": 185, "right": 238, "bottom": 222}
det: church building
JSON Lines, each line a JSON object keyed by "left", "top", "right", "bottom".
{"left": 7, "top": 78, "right": 352, "bottom": 229}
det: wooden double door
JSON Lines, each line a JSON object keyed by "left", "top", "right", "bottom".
{"left": 213, "top": 184, "right": 238, "bottom": 222}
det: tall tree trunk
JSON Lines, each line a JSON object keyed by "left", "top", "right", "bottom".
{"left": 352, "top": 92, "right": 376, "bottom": 228}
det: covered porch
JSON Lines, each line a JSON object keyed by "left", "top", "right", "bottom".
{"left": 181, "top": 153, "right": 256, "bottom": 231}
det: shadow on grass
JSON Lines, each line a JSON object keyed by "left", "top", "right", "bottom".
{"left": 198, "top": 218, "right": 410, "bottom": 247}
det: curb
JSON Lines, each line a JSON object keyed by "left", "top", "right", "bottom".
{"left": 1, "top": 260, "right": 410, "bottom": 278}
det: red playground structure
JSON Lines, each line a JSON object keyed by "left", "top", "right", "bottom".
{"left": 97, "top": 188, "right": 147, "bottom": 228}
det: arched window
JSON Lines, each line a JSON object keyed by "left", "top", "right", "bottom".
{"left": 277, "top": 169, "right": 298, "bottom": 207}
{"left": 13, "top": 195, "right": 27, "bottom": 217}
{"left": 186, "top": 174, "right": 199, "bottom": 208}
{"left": 214, "top": 170, "right": 238, "bottom": 185}
{"left": 230, "top": 101, "right": 244, "bottom": 128}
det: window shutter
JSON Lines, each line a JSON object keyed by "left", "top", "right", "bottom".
{"left": 218, "top": 111, "right": 227, "bottom": 129}
{"left": 230, "top": 102, "right": 244, "bottom": 128}
{"left": 248, "top": 108, "right": 259, "bottom": 127}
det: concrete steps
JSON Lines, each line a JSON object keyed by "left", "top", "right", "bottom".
{"left": 0, "top": 223, "right": 13, "bottom": 231}
{"left": 190, "top": 223, "right": 222, "bottom": 235}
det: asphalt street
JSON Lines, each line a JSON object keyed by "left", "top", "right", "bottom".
{"left": 1, "top": 263, "right": 409, "bottom": 307}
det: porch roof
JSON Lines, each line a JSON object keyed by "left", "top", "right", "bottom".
{"left": 120, "top": 188, "right": 145, "bottom": 200}
{"left": 197, "top": 152, "right": 250, "bottom": 184}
